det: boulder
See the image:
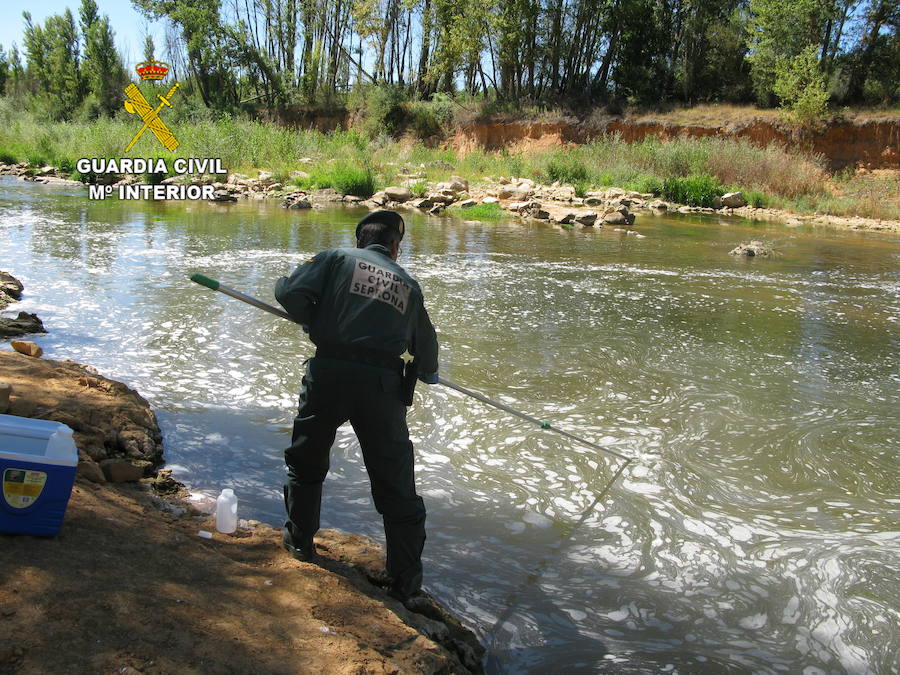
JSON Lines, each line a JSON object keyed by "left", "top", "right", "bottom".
{"left": 647, "top": 200, "right": 668, "bottom": 211}
{"left": 583, "top": 196, "right": 604, "bottom": 207}
{"left": 434, "top": 179, "right": 466, "bottom": 195}
{"left": 510, "top": 187, "right": 533, "bottom": 201}
{"left": 383, "top": 186, "right": 413, "bottom": 203}
{"left": 0, "top": 271, "right": 24, "bottom": 308}
{"left": 0, "top": 312, "right": 46, "bottom": 339}
{"left": 544, "top": 207, "right": 577, "bottom": 224}
{"left": 209, "top": 189, "right": 237, "bottom": 202}
{"left": 516, "top": 202, "right": 549, "bottom": 219}
{"left": 11, "top": 340, "right": 43, "bottom": 358}
{"left": 411, "top": 198, "right": 434, "bottom": 210}
{"left": 369, "top": 191, "right": 389, "bottom": 206}
{"left": 257, "top": 170, "right": 274, "bottom": 183}
{"left": 574, "top": 211, "right": 598, "bottom": 226}
{"left": 603, "top": 210, "right": 630, "bottom": 226}
{"left": 729, "top": 240, "right": 772, "bottom": 257}
{"left": 496, "top": 186, "right": 516, "bottom": 199}
{"left": 449, "top": 176, "right": 469, "bottom": 192}
{"left": 77, "top": 457, "right": 106, "bottom": 483}
{"left": 282, "top": 195, "right": 311, "bottom": 209}
{"left": 428, "top": 204, "right": 445, "bottom": 215}
{"left": 482, "top": 196, "right": 499, "bottom": 204}
{"left": 427, "top": 192, "right": 456, "bottom": 205}
{"left": 721, "top": 192, "right": 746, "bottom": 208}
{"left": 100, "top": 458, "right": 147, "bottom": 483}
{"left": 456, "top": 199, "right": 477, "bottom": 209}
{"left": 552, "top": 186, "right": 577, "bottom": 201}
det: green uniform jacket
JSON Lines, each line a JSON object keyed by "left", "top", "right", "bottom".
{"left": 274, "top": 244, "right": 439, "bottom": 375}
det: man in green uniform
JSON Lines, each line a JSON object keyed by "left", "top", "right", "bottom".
{"left": 274, "top": 210, "right": 439, "bottom": 604}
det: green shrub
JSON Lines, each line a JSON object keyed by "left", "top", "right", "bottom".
{"left": 407, "top": 100, "right": 451, "bottom": 139}
{"left": 55, "top": 156, "right": 75, "bottom": 174}
{"left": 746, "top": 189, "right": 770, "bottom": 208}
{"left": 410, "top": 180, "right": 428, "bottom": 198}
{"left": 662, "top": 174, "right": 724, "bottom": 207}
{"left": 0, "top": 150, "right": 17, "bottom": 164}
{"left": 451, "top": 202, "right": 503, "bottom": 221}
{"left": 626, "top": 175, "right": 663, "bottom": 195}
{"left": 544, "top": 155, "right": 589, "bottom": 185}
{"left": 773, "top": 46, "right": 829, "bottom": 127}
{"left": 309, "top": 162, "right": 377, "bottom": 197}
{"left": 360, "top": 85, "right": 408, "bottom": 138}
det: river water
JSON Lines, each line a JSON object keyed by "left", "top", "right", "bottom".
{"left": 2, "top": 176, "right": 898, "bottom": 674}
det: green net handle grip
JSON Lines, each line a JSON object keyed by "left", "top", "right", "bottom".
{"left": 190, "top": 273, "right": 220, "bottom": 291}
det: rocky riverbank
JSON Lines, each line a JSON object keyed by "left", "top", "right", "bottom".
{"left": 0, "top": 311, "right": 484, "bottom": 672}
{"left": 2, "top": 161, "right": 898, "bottom": 234}
{"left": 0, "top": 477, "right": 484, "bottom": 674}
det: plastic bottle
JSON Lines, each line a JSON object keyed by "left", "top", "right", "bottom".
{"left": 215, "top": 488, "right": 238, "bottom": 534}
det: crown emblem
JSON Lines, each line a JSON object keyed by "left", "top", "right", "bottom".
{"left": 135, "top": 59, "right": 170, "bottom": 81}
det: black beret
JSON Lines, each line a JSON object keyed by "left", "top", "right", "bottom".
{"left": 355, "top": 210, "right": 405, "bottom": 240}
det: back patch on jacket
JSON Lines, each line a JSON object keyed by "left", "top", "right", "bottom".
{"left": 349, "top": 259, "right": 411, "bottom": 314}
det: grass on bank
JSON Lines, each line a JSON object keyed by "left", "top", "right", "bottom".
{"left": 449, "top": 202, "right": 504, "bottom": 221}
{"left": 0, "top": 99, "right": 896, "bottom": 221}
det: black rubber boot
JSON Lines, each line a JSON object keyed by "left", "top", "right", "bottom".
{"left": 282, "top": 524, "right": 318, "bottom": 562}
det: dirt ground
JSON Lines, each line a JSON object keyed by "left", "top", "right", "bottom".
{"left": 0, "top": 477, "right": 483, "bottom": 674}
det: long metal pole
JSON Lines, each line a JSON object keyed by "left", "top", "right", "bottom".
{"left": 190, "top": 273, "right": 633, "bottom": 465}
{"left": 191, "top": 271, "right": 635, "bottom": 656}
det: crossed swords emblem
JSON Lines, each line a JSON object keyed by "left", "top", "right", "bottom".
{"left": 123, "top": 82, "right": 180, "bottom": 153}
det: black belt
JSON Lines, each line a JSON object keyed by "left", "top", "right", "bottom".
{"left": 315, "top": 343, "right": 404, "bottom": 373}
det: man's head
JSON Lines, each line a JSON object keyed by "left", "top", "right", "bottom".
{"left": 355, "top": 210, "right": 405, "bottom": 260}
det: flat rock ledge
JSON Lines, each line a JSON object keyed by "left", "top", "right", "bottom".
{"left": 0, "top": 349, "right": 484, "bottom": 673}
{"left": 0, "top": 473, "right": 485, "bottom": 674}
{"left": 0, "top": 351, "right": 163, "bottom": 482}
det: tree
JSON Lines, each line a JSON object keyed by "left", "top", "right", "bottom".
{"left": 846, "top": 0, "right": 899, "bottom": 101}
{"left": 83, "top": 16, "right": 127, "bottom": 116}
{"left": 773, "top": 44, "right": 829, "bottom": 124}
{"left": 79, "top": 0, "right": 100, "bottom": 37}
{"left": 746, "top": 0, "right": 837, "bottom": 105}
{"left": 43, "top": 9, "right": 85, "bottom": 119}
{"left": 0, "top": 46, "right": 8, "bottom": 96}
{"left": 7, "top": 45, "right": 24, "bottom": 97}
{"left": 132, "top": 0, "right": 239, "bottom": 110}
{"left": 143, "top": 34, "right": 156, "bottom": 62}
{"left": 22, "top": 12, "right": 49, "bottom": 94}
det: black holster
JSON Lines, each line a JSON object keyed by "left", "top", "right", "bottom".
{"left": 401, "top": 360, "right": 419, "bottom": 406}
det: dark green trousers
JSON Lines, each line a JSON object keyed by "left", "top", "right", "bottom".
{"left": 283, "top": 357, "right": 426, "bottom": 597}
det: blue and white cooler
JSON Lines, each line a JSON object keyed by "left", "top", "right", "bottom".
{"left": 0, "top": 413, "right": 78, "bottom": 536}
